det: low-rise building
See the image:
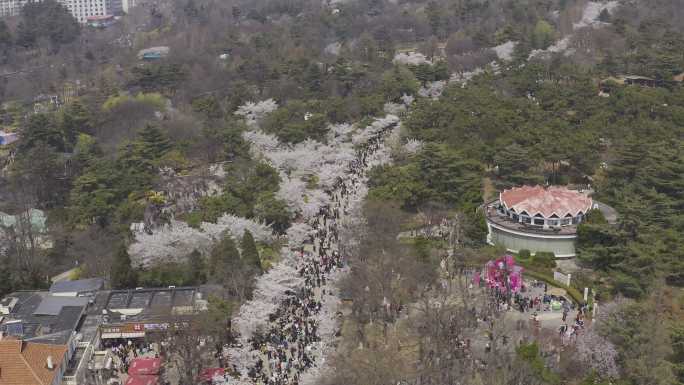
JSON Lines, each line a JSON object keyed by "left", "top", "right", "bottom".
{"left": 485, "top": 185, "right": 616, "bottom": 258}
{"left": 49, "top": 279, "right": 105, "bottom": 298}
{"left": 98, "top": 287, "right": 207, "bottom": 341}
{"left": 0, "top": 285, "right": 212, "bottom": 385}
{"left": 0, "top": 338, "right": 69, "bottom": 385}
{"left": 137, "top": 47, "right": 170, "bottom": 61}
{"left": 0, "top": 292, "right": 89, "bottom": 345}
{"left": 0, "top": 0, "right": 29, "bottom": 17}
{"left": 0, "top": 0, "right": 122, "bottom": 23}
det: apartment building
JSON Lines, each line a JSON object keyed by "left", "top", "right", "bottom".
{"left": 0, "top": 0, "right": 30, "bottom": 17}
{"left": 0, "top": 0, "right": 123, "bottom": 23}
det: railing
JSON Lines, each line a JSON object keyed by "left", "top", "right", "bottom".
{"left": 484, "top": 205, "right": 577, "bottom": 236}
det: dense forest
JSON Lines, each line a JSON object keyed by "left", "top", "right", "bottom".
{"left": 0, "top": 0, "right": 682, "bottom": 384}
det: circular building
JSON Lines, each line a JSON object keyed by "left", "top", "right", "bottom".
{"left": 485, "top": 186, "right": 596, "bottom": 258}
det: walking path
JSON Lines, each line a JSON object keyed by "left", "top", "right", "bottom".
{"left": 222, "top": 119, "right": 398, "bottom": 385}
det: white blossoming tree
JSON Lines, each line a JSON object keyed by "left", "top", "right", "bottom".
{"left": 234, "top": 99, "right": 278, "bottom": 128}
{"left": 128, "top": 215, "right": 274, "bottom": 267}
{"left": 393, "top": 51, "right": 431, "bottom": 66}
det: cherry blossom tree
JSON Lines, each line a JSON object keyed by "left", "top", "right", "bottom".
{"left": 393, "top": 51, "right": 431, "bottom": 66}
{"left": 573, "top": 299, "right": 624, "bottom": 378}
{"left": 128, "top": 215, "right": 274, "bottom": 266}
{"left": 418, "top": 80, "right": 447, "bottom": 99}
{"left": 234, "top": 99, "right": 278, "bottom": 128}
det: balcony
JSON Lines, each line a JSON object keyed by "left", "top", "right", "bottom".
{"left": 484, "top": 201, "right": 580, "bottom": 236}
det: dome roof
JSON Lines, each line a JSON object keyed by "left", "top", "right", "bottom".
{"left": 500, "top": 186, "right": 592, "bottom": 219}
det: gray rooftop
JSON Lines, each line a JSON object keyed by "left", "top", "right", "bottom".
{"left": 105, "top": 287, "right": 198, "bottom": 311}
{"left": 0, "top": 291, "right": 88, "bottom": 345}
{"left": 49, "top": 278, "right": 104, "bottom": 294}
{"left": 33, "top": 296, "right": 89, "bottom": 316}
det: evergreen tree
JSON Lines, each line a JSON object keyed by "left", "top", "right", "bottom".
{"left": 0, "top": 20, "right": 11, "bottom": 50}
{"left": 240, "top": 230, "right": 261, "bottom": 271}
{"left": 187, "top": 249, "right": 206, "bottom": 284}
{"left": 0, "top": 257, "right": 13, "bottom": 296}
{"left": 254, "top": 193, "right": 292, "bottom": 234}
{"left": 136, "top": 124, "right": 171, "bottom": 161}
{"left": 531, "top": 20, "right": 555, "bottom": 50}
{"left": 493, "top": 143, "right": 540, "bottom": 185}
{"left": 111, "top": 244, "right": 137, "bottom": 289}
{"left": 19, "top": 114, "right": 65, "bottom": 152}
{"left": 381, "top": 66, "right": 420, "bottom": 102}
{"left": 209, "top": 234, "right": 241, "bottom": 282}
{"left": 60, "top": 100, "right": 93, "bottom": 149}
{"left": 16, "top": 0, "right": 79, "bottom": 48}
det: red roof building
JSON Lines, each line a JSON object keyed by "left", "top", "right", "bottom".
{"left": 0, "top": 339, "right": 68, "bottom": 385}
{"left": 484, "top": 185, "right": 606, "bottom": 258}
{"left": 499, "top": 186, "right": 593, "bottom": 226}
{"left": 127, "top": 358, "right": 161, "bottom": 376}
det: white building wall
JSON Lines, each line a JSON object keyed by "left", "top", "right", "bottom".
{"left": 0, "top": 0, "right": 32, "bottom": 17}
{"left": 58, "top": 0, "right": 109, "bottom": 23}
{"left": 487, "top": 222, "right": 578, "bottom": 258}
{"left": 0, "top": 0, "right": 113, "bottom": 23}
{"left": 121, "top": 0, "right": 133, "bottom": 13}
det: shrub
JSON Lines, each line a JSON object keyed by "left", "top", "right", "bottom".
{"left": 518, "top": 249, "right": 531, "bottom": 259}
{"left": 613, "top": 273, "right": 644, "bottom": 298}
{"left": 584, "top": 209, "right": 607, "bottom": 225}
{"left": 185, "top": 211, "right": 202, "bottom": 229}
{"left": 532, "top": 252, "right": 556, "bottom": 268}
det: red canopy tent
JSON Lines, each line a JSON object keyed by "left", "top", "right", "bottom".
{"left": 128, "top": 358, "right": 162, "bottom": 376}
{"left": 199, "top": 368, "right": 226, "bottom": 383}
{"left": 125, "top": 375, "right": 159, "bottom": 385}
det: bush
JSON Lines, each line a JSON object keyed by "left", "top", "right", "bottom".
{"left": 584, "top": 209, "right": 607, "bottom": 225}
{"left": 532, "top": 252, "right": 556, "bottom": 268}
{"left": 185, "top": 211, "right": 203, "bottom": 229}
{"left": 518, "top": 249, "right": 531, "bottom": 259}
{"left": 614, "top": 273, "right": 645, "bottom": 298}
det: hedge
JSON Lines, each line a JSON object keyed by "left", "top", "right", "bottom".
{"left": 523, "top": 270, "right": 584, "bottom": 305}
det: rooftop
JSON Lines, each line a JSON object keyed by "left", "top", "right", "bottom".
{"left": 0, "top": 292, "right": 87, "bottom": 345}
{"left": 49, "top": 278, "right": 104, "bottom": 295}
{"left": 102, "top": 287, "right": 205, "bottom": 323}
{"left": 500, "top": 186, "right": 592, "bottom": 219}
{"left": 0, "top": 339, "right": 67, "bottom": 385}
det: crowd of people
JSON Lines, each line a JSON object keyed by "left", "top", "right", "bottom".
{"left": 238, "top": 124, "right": 395, "bottom": 384}
{"left": 98, "top": 339, "right": 159, "bottom": 378}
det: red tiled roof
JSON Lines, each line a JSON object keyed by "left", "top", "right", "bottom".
{"left": 500, "top": 186, "right": 592, "bottom": 219}
{"left": 0, "top": 339, "right": 67, "bottom": 385}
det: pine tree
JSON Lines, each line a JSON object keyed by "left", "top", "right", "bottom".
{"left": 111, "top": 244, "right": 137, "bottom": 289}
{"left": 19, "top": 114, "right": 65, "bottom": 152}
{"left": 0, "top": 257, "right": 13, "bottom": 296}
{"left": 209, "top": 234, "right": 241, "bottom": 282}
{"left": 187, "top": 249, "right": 206, "bottom": 284}
{"left": 240, "top": 230, "right": 261, "bottom": 271}
{"left": 136, "top": 124, "right": 171, "bottom": 161}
